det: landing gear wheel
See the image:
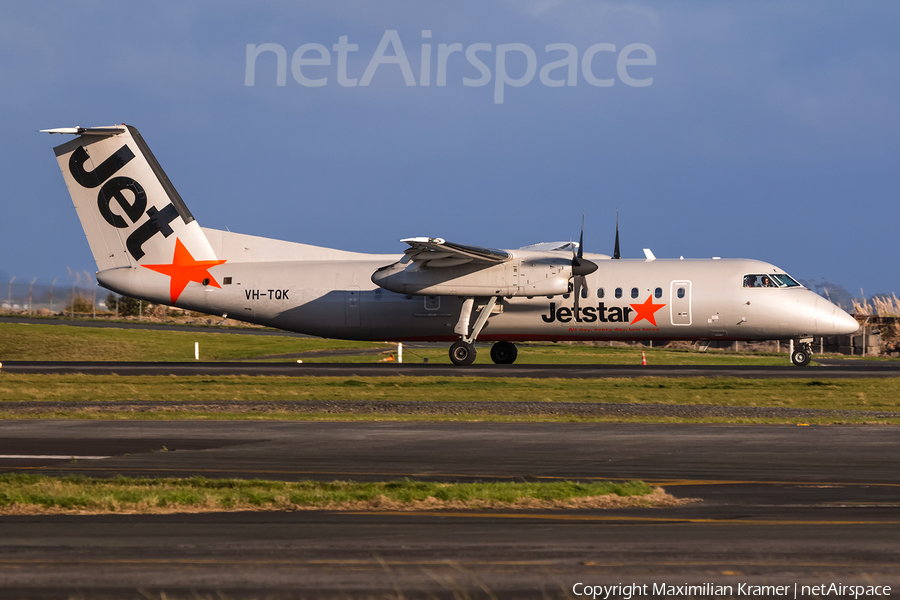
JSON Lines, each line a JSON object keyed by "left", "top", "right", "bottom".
{"left": 791, "top": 345, "right": 812, "bottom": 367}
{"left": 490, "top": 341, "right": 518, "bottom": 365}
{"left": 449, "top": 341, "right": 477, "bottom": 366}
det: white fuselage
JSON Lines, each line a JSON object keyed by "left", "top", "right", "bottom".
{"left": 97, "top": 233, "right": 857, "bottom": 344}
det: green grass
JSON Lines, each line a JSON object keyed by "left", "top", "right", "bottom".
{"left": 1, "top": 374, "right": 899, "bottom": 424}
{"left": 0, "top": 322, "right": 382, "bottom": 361}
{"left": 1, "top": 322, "right": 807, "bottom": 365}
{"left": 0, "top": 473, "right": 654, "bottom": 513}
{"left": 1, "top": 322, "right": 896, "bottom": 425}
{"left": 1, "top": 373, "right": 897, "bottom": 409}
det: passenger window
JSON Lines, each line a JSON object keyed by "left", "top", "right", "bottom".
{"left": 597, "top": 288, "right": 605, "bottom": 299}
{"left": 677, "top": 287, "right": 685, "bottom": 299}
{"left": 654, "top": 287, "right": 662, "bottom": 299}
{"left": 581, "top": 286, "right": 588, "bottom": 299}
{"left": 615, "top": 287, "right": 622, "bottom": 299}
{"left": 631, "top": 287, "right": 639, "bottom": 299}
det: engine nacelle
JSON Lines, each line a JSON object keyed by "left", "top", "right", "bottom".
{"left": 372, "top": 252, "right": 572, "bottom": 297}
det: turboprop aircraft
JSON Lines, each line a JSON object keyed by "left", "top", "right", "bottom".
{"left": 42, "top": 125, "right": 859, "bottom": 366}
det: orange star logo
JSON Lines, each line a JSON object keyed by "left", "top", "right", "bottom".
{"left": 142, "top": 238, "right": 227, "bottom": 304}
{"left": 630, "top": 295, "right": 666, "bottom": 327}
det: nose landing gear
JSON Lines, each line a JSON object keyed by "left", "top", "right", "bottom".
{"left": 791, "top": 341, "right": 812, "bottom": 367}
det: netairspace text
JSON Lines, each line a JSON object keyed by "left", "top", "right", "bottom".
{"left": 245, "top": 30, "right": 656, "bottom": 104}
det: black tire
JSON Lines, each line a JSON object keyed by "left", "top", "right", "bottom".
{"left": 449, "top": 341, "right": 477, "bottom": 366}
{"left": 490, "top": 341, "right": 518, "bottom": 364}
{"left": 791, "top": 348, "right": 811, "bottom": 367}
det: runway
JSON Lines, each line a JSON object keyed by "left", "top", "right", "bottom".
{"left": 3, "top": 357, "right": 900, "bottom": 378}
{"left": 1, "top": 421, "right": 899, "bottom": 598}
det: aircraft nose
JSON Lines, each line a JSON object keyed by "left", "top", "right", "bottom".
{"left": 834, "top": 308, "right": 860, "bottom": 335}
{"left": 812, "top": 294, "right": 859, "bottom": 335}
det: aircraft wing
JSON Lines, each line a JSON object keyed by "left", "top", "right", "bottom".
{"left": 400, "top": 237, "right": 511, "bottom": 268}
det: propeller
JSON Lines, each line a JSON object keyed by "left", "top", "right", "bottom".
{"left": 571, "top": 214, "right": 598, "bottom": 313}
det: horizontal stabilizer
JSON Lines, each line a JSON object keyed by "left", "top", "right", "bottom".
{"left": 41, "top": 126, "right": 128, "bottom": 136}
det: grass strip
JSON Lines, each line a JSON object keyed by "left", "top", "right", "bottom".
{"left": 0, "top": 474, "right": 670, "bottom": 514}
{"left": 2, "top": 374, "right": 900, "bottom": 412}
{"left": 0, "top": 323, "right": 382, "bottom": 362}
{"left": 1, "top": 411, "right": 897, "bottom": 425}
{"left": 0, "top": 322, "right": 839, "bottom": 365}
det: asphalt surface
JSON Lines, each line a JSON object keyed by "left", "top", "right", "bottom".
{"left": 4, "top": 358, "right": 900, "bottom": 378}
{"left": 1, "top": 421, "right": 899, "bottom": 599}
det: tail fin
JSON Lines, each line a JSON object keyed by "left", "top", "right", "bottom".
{"left": 44, "top": 125, "right": 224, "bottom": 304}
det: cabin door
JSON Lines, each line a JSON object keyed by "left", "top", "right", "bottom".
{"left": 670, "top": 280, "right": 692, "bottom": 326}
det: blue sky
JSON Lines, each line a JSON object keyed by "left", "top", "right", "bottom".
{"left": 1, "top": 1, "right": 898, "bottom": 297}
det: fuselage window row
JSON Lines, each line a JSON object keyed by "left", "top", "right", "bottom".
{"left": 599, "top": 287, "right": 666, "bottom": 300}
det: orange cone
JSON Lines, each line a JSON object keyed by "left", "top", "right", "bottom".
{"left": 641, "top": 351, "right": 647, "bottom": 365}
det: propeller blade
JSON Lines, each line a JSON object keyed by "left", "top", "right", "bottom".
{"left": 613, "top": 209, "right": 620, "bottom": 260}
{"left": 570, "top": 212, "right": 596, "bottom": 314}
{"left": 571, "top": 212, "right": 598, "bottom": 277}
{"left": 578, "top": 213, "right": 585, "bottom": 260}
{"left": 573, "top": 275, "right": 582, "bottom": 313}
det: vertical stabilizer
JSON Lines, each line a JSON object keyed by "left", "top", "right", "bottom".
{"left": 44, "top": 125, "right": 224, "bottom": 304}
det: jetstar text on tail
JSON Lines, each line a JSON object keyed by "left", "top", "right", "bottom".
{"left": 69, "top": 144, "right": 180, "bottom": 261}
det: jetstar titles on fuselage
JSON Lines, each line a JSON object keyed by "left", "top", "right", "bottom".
{"left": 541, "top": 294, "right": 666, "bottom": 327}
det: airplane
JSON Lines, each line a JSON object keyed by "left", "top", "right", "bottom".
{"left": 41, "top": 124, "right": 859, "bottom": 367}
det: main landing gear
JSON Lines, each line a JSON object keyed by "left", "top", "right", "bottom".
{"left": 449, "top": 340, "right": 477, "bottom": 366}
{"left": 448, "top": 297, "right": 518, "bottom": 366}
{"left": 791, "top": 341, "right": 812, "bottom": 367}
{"left": 490, "top": 341, "right": 518, "bottom": 364}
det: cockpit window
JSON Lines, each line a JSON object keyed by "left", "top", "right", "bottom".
{"left": 744, "top": 274, "right": 773, "bottom": 288}
{"left": 743, "top": 273, "right": 802, "bottom": 288}
{"left": 769, "top": 273, "right": 801, "bottom": 288}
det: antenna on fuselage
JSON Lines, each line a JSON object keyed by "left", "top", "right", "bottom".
{"left": 613, "top": 208, "right": 621, "bottom": 259}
